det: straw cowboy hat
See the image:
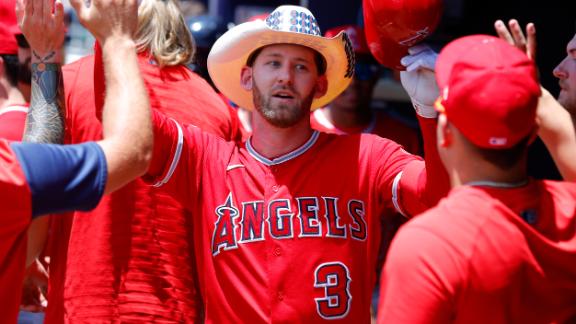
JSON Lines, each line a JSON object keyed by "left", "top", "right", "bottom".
{"left": 207, "top": 5, "right": 355, "bottom": 111}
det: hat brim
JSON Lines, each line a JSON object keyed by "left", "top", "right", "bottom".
{"left": 207, "top": 21, "right": 354, "bottom": 111}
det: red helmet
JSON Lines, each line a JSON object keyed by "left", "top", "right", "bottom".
{"left": 363, "top": 0, "right": 442, "bottom": 70}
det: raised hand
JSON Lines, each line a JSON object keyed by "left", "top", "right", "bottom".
{"left": 494, "top": 19, "right": 537, "bottom": 61}
{"left": 68, "top": 0, "right": 139, "bottom": 46}
{"left": 15, "top": 0, "right": 65, "bottom": 143}
{"left": 15, "top": 0, "right": 66, "bottom": 63}
{"left": 399, "top": 44, "right": 440, "bottom": 118}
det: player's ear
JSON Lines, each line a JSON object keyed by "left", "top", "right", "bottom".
{"left": 313, "top": 75, "right": 328, "bottom": 99}
{"left": 437, "top": 113, "right": 452, "bottom": 148}
{"left": 240, "top": 66, "right": 253, "bottom": 91}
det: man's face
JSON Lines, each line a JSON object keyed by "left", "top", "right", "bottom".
{"left": 553, "top": 33, "right": 576, "bottom": 114}
{"left": 247, "top": 44, "right": 325, "bottom": 128}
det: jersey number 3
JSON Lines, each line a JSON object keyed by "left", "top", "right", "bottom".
{"left": 314, "top": 262, "right": 352, "bottom": 319}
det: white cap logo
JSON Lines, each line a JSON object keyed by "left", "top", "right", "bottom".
{"left": 489, "top": 137, "right": 507, "bottom": 146}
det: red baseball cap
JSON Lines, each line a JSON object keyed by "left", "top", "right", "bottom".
{"left": 325, "top": 25, "right": 369, "bottom": 54}
{"left": 362, "top": 0, "right": 442, "bottom": 70}
{"left": 0, "top": 0, "right": 18, "bottom": 55}
{"left": 435, "top": 35, "right": 541, "bottom": 149}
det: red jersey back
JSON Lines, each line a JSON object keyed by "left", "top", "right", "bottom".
{"left": 0, "top": 105, "right": 28, "bottom": 141}
{"left": 45, "top": 51, "right": 241, "bottom": 323}
{"left": 379, "top": 181, "right": 576, "bottom": 323}
{"left": 0, "top": 140, "right": 32, "bottom": 324}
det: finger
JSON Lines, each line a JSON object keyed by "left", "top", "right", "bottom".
{"left": 508, "top": 19, "right": 527, "bottom": 46}
{"left": 68, "top": 0, "right": 86, "bottom": 21}
{"left": 407, "top": 44, "right": 430, "bottom": 55}
{"left": 526, "top": 23, "right": 537, "bottom": 60}
{"left": 405, "top": 58, "right": 427, "bottom": 72}
{"left": 494, "top": 20, "right": 514, "bottom": 44}
{"left": 401, "top": 54, "right": 418, "bottom": 67}
{"left": 53, "top": 0, "right": 64, "bottom": 28}
{"left": 42, "top": 0, "right": 51, "bottom": 25}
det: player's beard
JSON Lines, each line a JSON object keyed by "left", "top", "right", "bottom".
{"left": 558, "top": 86, "right": 576, "bottom": 116}
{"left": 253, "top": 83, "right": 313, "bottom": 128}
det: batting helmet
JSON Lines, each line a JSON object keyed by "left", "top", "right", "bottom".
{"left": 362, "top": 0, "right": 442, "bottom": 70}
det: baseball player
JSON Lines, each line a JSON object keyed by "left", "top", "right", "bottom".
{"left": 0, "top": 0, "right": 152, "bottom": 322}
{"left": 41, "top": 0, "right": 242, "bottom": 322}
{"left": 144, "top": 5, "right": 449, "bottom": 322}
{"left": 378, "top": 35, "right": 576, "bottom": 323}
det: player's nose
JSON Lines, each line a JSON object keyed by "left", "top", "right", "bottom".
{"left": 553, "top": 57, "right": 569, "bottom": 80}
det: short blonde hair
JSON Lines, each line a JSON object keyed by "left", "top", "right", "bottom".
{"left": 135, "top": 0, "right": 195, "bottom": 67}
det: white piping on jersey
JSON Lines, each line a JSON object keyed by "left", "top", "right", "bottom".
{"left": 466, "top": 179, "right": 529, "bottom": 188}
{"left": 226, "top": 164, "right": 245, "bottom": 171}
{"left": 313, "top": 107, "right": 376, "bottom": 134}
{"left": 246, "top": 131, "right": 319, "bottom": 166}
{"left": 153, "top": 118, "right": 183, "bottom": 187}
{"left": 392, "top": 171, "right": 407, "bottom": 218}
{"left": 313, "top": 109, "right": 342, "bottom": 134}
{"left": 0, "top": 105, "right": 29, "bottom": 116}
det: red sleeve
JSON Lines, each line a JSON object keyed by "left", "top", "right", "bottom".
{"left": 377, "top": 220, "right": 460, "bottom": 323}
{"left": 143, "top": 110, "right": 231, "bottom": 210}
{"left": 142, "top": 110, "right": 198, "bottom": 209}
{"left": 396, "top": 116, "right": 450, "bottom": 216}
{"left": 0, "top": 140, "right": 32, "bottom": 324}
{"left": 0, "top": 109, "right": 27, "bottom": 141}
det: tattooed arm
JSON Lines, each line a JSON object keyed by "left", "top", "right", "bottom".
{"left": 17, "top": 0, "right": 66, "bottom": 144}
{"left": 23, "top": 51, "right": 65, "bottom": 143}
{"left": 16, "top": 0, "right": 67, "bottom": 266}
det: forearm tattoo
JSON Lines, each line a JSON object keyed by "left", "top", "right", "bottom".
{"left": 23, "top": 51, "right": 65, "bottom": 144}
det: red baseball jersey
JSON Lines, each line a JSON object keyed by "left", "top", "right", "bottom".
{"left": 0, "top": 140, "right": 33, "bottom": 324}
{"left": 311, "top": 107, "right": 422, "bottom": 155}
{"left": 1, "top": 139, "right": 107, "bottom": 324}
{"left": 0, "top": 105, "right": 28, "bottom": 141}
{"left": 144, "top": 110, "right": 448, "bottom": 323}
{"left": 378, "top": 182, "right": 576, "bottom": 323}
{"left": 45, "top": 49, "right": 243, "bottom": 323}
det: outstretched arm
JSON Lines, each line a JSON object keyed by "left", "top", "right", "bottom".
{"left": 16, "top": 0, "right": 66, "bottom": 266}
{"left": 17, "top": 0, "right": 66, "bottom": 143}
{"left": 395, "top": 45, "right": 450, "bottom": 216}
{"left": 69, "top": 0, "right": 152, "bottom": 194}
{"left": 10, "top": 0, "right": 152, "bottom": 217}
{"left": 537, "top": 88, "right": 576, "bottom": 181}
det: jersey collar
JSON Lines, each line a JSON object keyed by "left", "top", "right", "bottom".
{"left": 246, "top": 131, "right": 320, "bottom": 166}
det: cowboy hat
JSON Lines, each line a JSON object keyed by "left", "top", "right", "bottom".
{"left": 207, "top": 5, "right": 355, "bottom": 111}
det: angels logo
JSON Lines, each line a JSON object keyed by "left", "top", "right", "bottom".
{"left": 211, "top": 193, "right": 367, "bottom": 256}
